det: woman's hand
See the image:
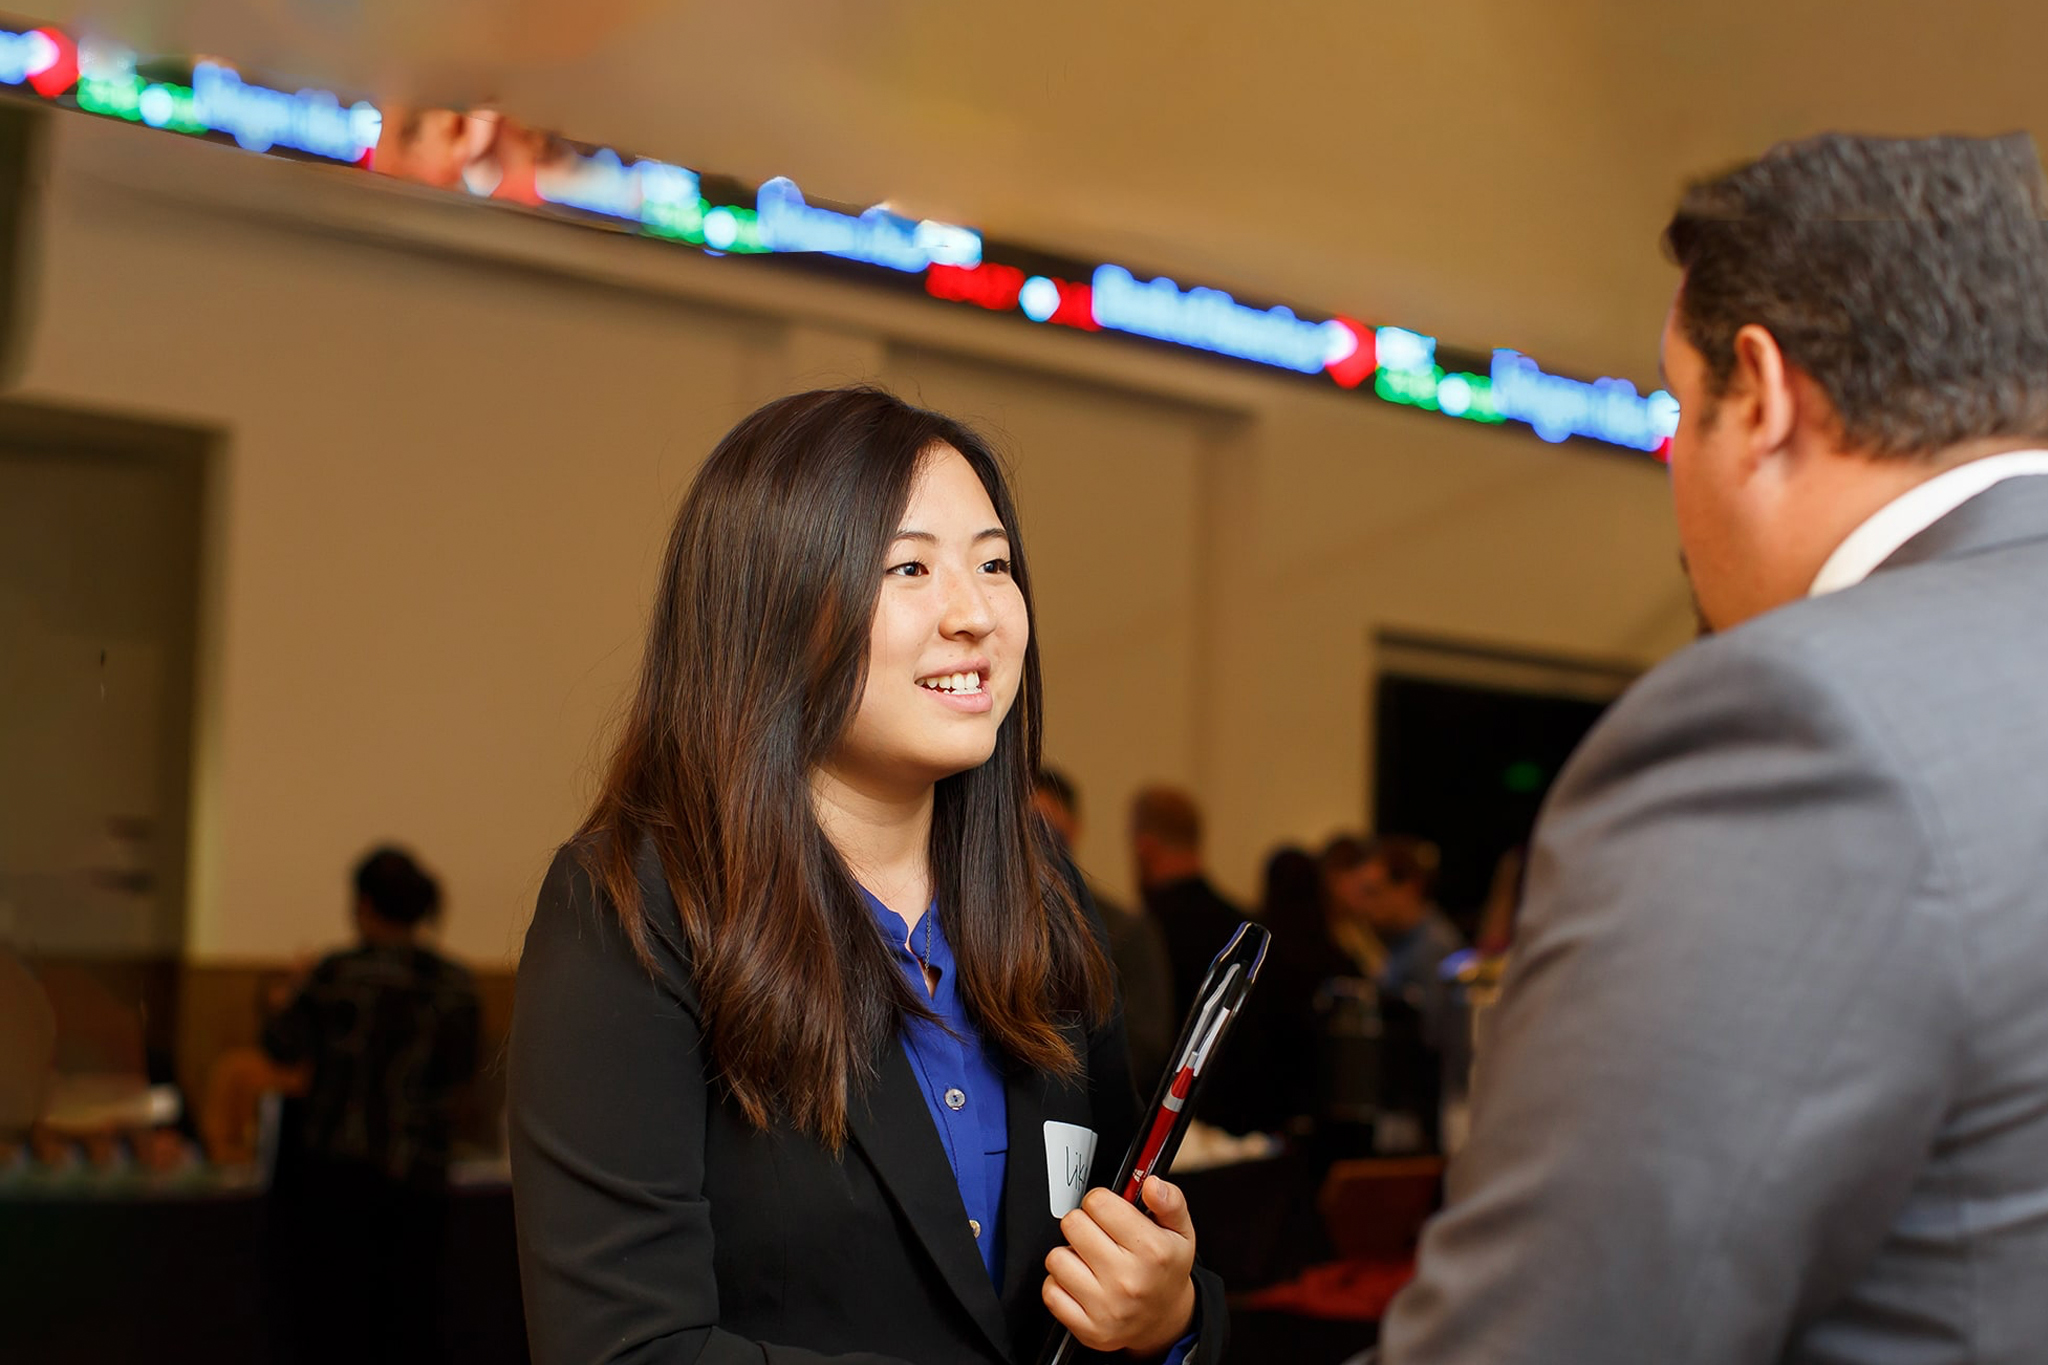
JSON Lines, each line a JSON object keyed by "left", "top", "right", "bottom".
{"left": 1043, "top": 1176, "right": 1198, "bottom": 1358}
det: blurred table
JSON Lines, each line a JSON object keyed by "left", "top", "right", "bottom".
{"left": 0, "top": 1161, "right": 526, "bottom": 1364}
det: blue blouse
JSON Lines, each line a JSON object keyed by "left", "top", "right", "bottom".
{"left": 863, "top": 889, "right": 1011, "bottom": 1281}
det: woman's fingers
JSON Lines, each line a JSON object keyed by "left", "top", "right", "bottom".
{"left": 1058, "top": 1201, "right": 1123, "bottom": 1266}
{"left": 1041, "top": 1275, "right": 1114, "bottom": 1351}
{"left": 1046, "top": 1185, "right": 1198, "bottom": 1353}
{"left": 1044, "top": 1243, "right": 1104, "bottom": 1307}
{"left": 1077, "top": 1188, "right": 1156, "bottom": 1249}
{"left": 1140, "top": 1175, "right": 1197, "bottom": 1243}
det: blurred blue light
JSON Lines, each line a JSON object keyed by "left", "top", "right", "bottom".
{"left": 704, "top": 206, "right": 741, "bottom": 251}
{"left": 756, "top": 177, "right": 981, "bottom": 272}
{"left": 1018, "top": 276, "right": 1060, "bottom": 322}
{"left": 1437, "top": 373, "right": 1473, "bottom": 416}
{"left": 0, "top": 28, "right": 56, "bottom": 85}
{"left": 189, "top": 62, "right": 378, "bottom": 162}
{"left": 1490, "top": 350, "right": 1679, "bottom": 451}
{"left": 1375, "top": 326, "right": 1436, "bottom": 373}
{"left": 138, "top": 84, "right": 174, "bottom": 127}
{"left": 1090, "top": 265, "right": 1340, "bottom": 373}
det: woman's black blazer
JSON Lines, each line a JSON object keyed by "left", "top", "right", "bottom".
{"left": 509, "top": 841, "right": 1228, "bottom": 1364}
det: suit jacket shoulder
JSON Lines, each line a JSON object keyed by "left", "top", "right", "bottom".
{"left": 1381, "top": 485, "right": 2048, "bottom": 1365}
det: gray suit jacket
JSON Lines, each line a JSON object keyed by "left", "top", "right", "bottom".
{"left": 1378, "top": 476, "right": 2048, "bottom": 1365}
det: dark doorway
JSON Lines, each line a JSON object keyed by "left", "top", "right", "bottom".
{"left": 1371, "top": 634, "right": 1637, "bottom": 929}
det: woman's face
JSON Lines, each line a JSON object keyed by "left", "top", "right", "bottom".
{"left": 827, "top": 444, "right": 1029, "bottom": 794}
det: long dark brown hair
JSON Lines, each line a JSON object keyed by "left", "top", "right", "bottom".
{"left": 574, "top": 386, "right": 1112, "bottom": 1144}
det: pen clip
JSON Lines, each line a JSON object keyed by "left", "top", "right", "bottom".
{"left": 1180, "top": 964, "right": 1241, "bottom": 1076}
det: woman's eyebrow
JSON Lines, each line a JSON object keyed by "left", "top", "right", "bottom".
{"left": 890, "top": 527, "right": 1010, "bottom": 543}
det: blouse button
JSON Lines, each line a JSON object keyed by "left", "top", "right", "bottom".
{"left": 969, "top": 1218, "right": 982, "bottom": 1238}
{"left": 944, "top": 1087, "right": 967, "bottom": 1111}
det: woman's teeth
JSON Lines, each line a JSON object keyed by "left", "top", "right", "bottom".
{"left": 918, "top": 671, "right": 983, "bottom": 694}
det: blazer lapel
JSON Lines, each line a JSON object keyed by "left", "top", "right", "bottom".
{"left": 998, "top": 1026, "right": 1099, "bottom": 1350}
{"left": 999, "top": 1061, "right": 1056, "bottom": 1326}
{"left": 846, "top": 1041, "right": 1012, "bottom": 1361}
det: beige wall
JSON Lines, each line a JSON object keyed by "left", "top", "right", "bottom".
{"left": 12, "top": 114, "right": 1693, "bottom": 965}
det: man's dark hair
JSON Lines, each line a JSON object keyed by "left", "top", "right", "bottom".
{"left": 353, "top": 846, "right": 441, "bottom": 927}
{"left": 1664, "top": 132, "right": 2048, "bottom": 458}
{"left": 1361, "top": 834, "right": 1441, "bottom": 898}
{"left": 1130, "top": 786, "right": 1202, "bottom": 851}
{"left": 1034, "top": 767, "right": 1078, "bottom": 817}
{"left": 1320, "top": 833, "right": 1370, "bottom": 876}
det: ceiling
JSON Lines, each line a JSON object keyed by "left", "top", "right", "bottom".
{"left": 47, "top": 0, "right": 2048, "bottom": 385}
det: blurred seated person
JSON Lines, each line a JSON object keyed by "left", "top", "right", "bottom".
{"left": 202, "top": 968, "right": 313, "bottom": 1167}
{"left": 1130, "top": 786, "right": 1245, "bottom": 1024}
{"left": 1319, "top": 835, "right": 1389, "bottom": 981}
{"left": 1354, "top": 836, "right": 1463, "bottom": 1020}
{"left": 1035, "top": 768, "right": 1175, "bottom": 1094}
{"left": 262, "top": 846, "right": 481, "bottom": 1365}
{"left": 1350, "top": 836, "right": 1462, "bottom": 1154}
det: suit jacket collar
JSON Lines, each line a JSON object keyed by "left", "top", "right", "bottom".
{"left": 847, "top": 1035, "right": 1092, "bottom": 1364}
{"left": 1876, "top": 471, "right": 2048, "bottom": 577}
{"left": 999, "top": 1057, "right": 1058, "bottom": 1342}
{"left": 846, "top": 1041, "right": 1013, "bottom": 1360}
{"left": 997, "top": 1021, "right": 1098, "bottom": 1359}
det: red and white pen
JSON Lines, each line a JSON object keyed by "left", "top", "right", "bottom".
{"left": 1120, "top": 974, "right": 1238, "bottom": 1202}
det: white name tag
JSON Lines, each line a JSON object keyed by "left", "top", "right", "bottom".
{"left": 1043, "top": 1121, "right": 1098, "bottom": 1217}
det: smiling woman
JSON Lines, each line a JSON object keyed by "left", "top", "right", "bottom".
{"left": 508, "top": 386, "right": 1224, "bottom": 1364}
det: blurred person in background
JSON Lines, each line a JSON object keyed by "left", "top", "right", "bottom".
{"left": 1130, "top": 786, "right": 1245, "bottom": 1025}
{"left": 1035, "top": 767, "right": 1175, "bottom": 1095}
{"left": 1262, "top": 845, "right": 1356, "bottom": 989}
{"left": 1324, "top": 835, "right": 1461, "bottom": 1154}
{"left": 263, "top": 845, "right": 481, "bottom": 1365}
{"left": 1353, "top": 836, "right": 1462, "bottom": 1019}
{"left": 1318, "top": 835, "right": 1389, "bottom": 981}
{"left": 1377, "top": 132, "right": 2048, "bottom": 1365}
{"left": 510, "top": 388, "right": 1222, "bottom": 1364}
{"left": 1209, "top": 845, "right": 1365, "bottom": 1137}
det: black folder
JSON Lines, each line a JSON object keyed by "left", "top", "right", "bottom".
{"left": 1040, "top": 920, "right": 1272, "bottom": 1365}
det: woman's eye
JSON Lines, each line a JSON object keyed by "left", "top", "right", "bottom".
{"left": 980, "top": 557, "right": 1012, "bottom": 575}
{"left": 886, "top": 561, "right": 928, "bottom": 578}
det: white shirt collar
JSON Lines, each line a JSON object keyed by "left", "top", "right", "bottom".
{"left": 1808, "top": 450, "right": 2048, "bottom": 597}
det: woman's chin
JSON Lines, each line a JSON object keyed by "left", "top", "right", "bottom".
{"left": 914, "top": 738, "right": 1001, "bottom": 783}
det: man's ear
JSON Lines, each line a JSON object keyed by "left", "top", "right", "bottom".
{"left": 1728, "top": 324, "right": 1797, "bottom": 471}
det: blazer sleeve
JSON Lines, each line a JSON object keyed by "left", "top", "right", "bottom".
{"left": 508, "top": 848, "right": 924, "bottom": 1365}
{"left": 1070, "top": 869, "right": 1230, "bottom": 1365}
{"left": 1374, "top": 634, "right": 1962, "bottom": 1365}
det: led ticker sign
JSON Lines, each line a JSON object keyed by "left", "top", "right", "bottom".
{"left": 1490, "top": 349, "right": 1681, "bottom": 453}
{"left": 1089, "top": 264, "right": 1360, "bottom": 376}
{"left": 757, "top": 177, "right": 981, "bottom": 272}
{"left": 0, "top": 15, "right": 1679, "bottom": 458}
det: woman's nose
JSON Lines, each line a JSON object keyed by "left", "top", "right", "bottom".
{"left": 940, "top": 569, "right": 997, "bottom": 637}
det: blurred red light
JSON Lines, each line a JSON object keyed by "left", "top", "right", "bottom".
{"left": 27, "top": 28, "right": 77, "bottom": 98}
{"left": 927, "top": 262, "right": 1024, "bottom": 311}
{"left": 1324, "top": 316, "right": 1375, "bottom": 388}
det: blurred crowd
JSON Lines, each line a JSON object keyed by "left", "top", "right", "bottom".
{"left": 1031, "top": 771, "right": 1522, "bottom": 1165}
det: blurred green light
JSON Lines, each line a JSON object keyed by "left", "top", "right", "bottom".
{"left": 1504, "top": 760, "right": 1545, "bottom": 794}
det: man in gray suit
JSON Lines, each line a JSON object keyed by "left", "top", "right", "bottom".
{"left": 1375, "top": 133, "right": 2048, "bottom": 1364}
